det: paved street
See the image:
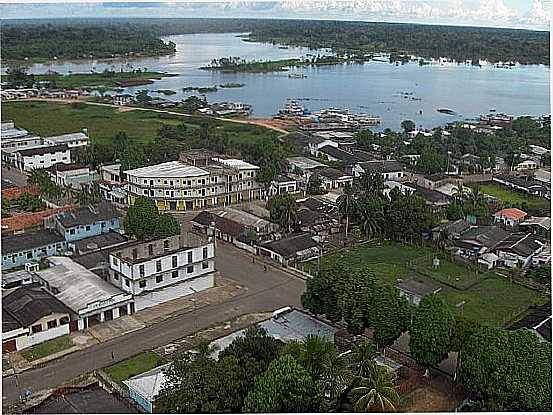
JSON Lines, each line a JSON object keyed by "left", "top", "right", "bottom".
{"left": 2, "top": 243, "right": 305, "bottom": 404}
{"left": 1, "top": 167, "right": 28, "bottom": 187}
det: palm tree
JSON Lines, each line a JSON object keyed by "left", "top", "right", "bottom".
{"left": 27, "top": 168, "right": 50, "bottom": 189}
{"left": 351, "top": 366, "right": 399, "bottom": 413}
{"left": 319, "top": 351, "right": 353, "bottom": 403}
{"left": 349, "top": 341, "right": 378, "bottom": 378}
{"left": 283, "top": 335, "right": 335, "bottom": 381}
{"left": 278, "top": 195, "right": 297, "bottom": 234}
{"left": 337, "top": 183, "right": 357, "bottom": 240}
{"left": 357, "top": 197, "right": 384, "bottom": 241}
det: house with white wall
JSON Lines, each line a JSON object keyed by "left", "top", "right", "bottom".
{"left": 2, "top": 283, "right": 73, "bottom": 352}
{"left": 14, "top": 144, "right": 71, "bottom": 172}
{"left": 108, "top": 234, "right": 215, "bottom": 311}
{"left": 32, "top": 256, "right": 134, "bottom": 331}
{"left": 43, "top": 132, "right": 89, "bottom": 149}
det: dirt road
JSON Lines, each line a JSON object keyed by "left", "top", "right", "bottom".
{"left": 14, "top": 98, "right": 290, "bottom": 134}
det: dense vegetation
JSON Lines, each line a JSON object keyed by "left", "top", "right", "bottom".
{"left": 157, "top": 328, "right": 400, "bottom": 413}
{"left": 302, "top": 260, "right": 552, "bottom": 412}
{"left": 2, "top": 21, "right": 176, "bottom": 62}
{"left": 3, "top": 18, "right": 549, "bottom": 65}
{"left": 357, "top": 116, "right": 551, "bottom": 175}
{"left": 247, "top": 20, "right": 550, "bottom": 65}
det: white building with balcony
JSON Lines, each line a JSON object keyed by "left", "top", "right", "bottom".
{"left": 108, "top": 234, "right": 215, "bottom": 311}
{"left": 125, "top": 157, "right": 261, "bottom": 211}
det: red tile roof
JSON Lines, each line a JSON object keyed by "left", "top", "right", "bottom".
{"left": 494, "top": 208, "right": 528, "bottom": 221}
{"left": 1, "top": 205, "right": 78, "bottom": 234}
{"left": 1, "top": 185, "right": 40, "bottom": 201}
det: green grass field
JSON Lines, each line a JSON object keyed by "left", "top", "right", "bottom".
{"left": 20, "top": 335, "right": 73, "bottom": 361}
{"left": 301, "top": 242, "right": 545, "bottom": 326}
{"left": 104, "top": 351, "right": 167, "bottom": 383}
{"left": 1, "top": 101, "right": 278, "bottom": 146}
{"left": 478, "top": 182, "right": 550, "bottom": 214}
{"left": 32, "top": 71, "right": 176, "bottom": 89}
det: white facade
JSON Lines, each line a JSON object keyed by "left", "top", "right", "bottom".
{"left": 308, "top": 139, "right": 338, "bottom": 156}
{"left": 513, "top": 159, "right": 539, "bottom": 171}
{"left": 109, "top": 238, "right": 215, "bottom": 310}
{"left": 15, "top": 146, "right": 71, "bottom": 172}
{"left": 3, "top": 313, "right": 71, "bottom": 351}
{"left": 43, "top": 132, "right": 89, "bottom": 148}
{"left": 125, "top": 160, "right": 262, "bottom": 211}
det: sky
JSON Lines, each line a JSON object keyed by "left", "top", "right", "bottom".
{"left": 0, "top": 0, "right": 551, "bottom": 31}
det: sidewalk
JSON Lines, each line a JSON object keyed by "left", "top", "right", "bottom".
{"left": 4, "top": 273, "right": 244, "bottom": 376}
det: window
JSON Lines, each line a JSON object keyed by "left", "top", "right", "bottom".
{"left": 172, "top": 256, "right": 178, "bottom": 267}
{"left": 113, "top": 273, "right": 119, "bottom": 280}
{"left": 125, "top": 279, "right": 130, "bottom": 287}
{"left": 143, "top": 190, "right": 148, "bottom": 195}
{"left": 148, "top": 245, "right": 154, "bottom": 256}
{"left": 113, "top": 257, "right": 119, "bottom": 266}
{"left": 31, "top": 324, "right": 42, "bottom": 334}
{"left": 202, "top": 262, "right": 209, "bottom": 270}
{"left": 156, "top": 275, "right": 163, "bottom": 283}
{"left": 187, "top": 265, "right": 194, "bottom": 273}
{"left": 164, "top": 240, "right": 169, "bottom": 249}
{"left": 139, "top": 265, "right": 145, "bottom": 277}
{"left": 156, "top": 260, "right": 162, "bottom": 272}
{"left": 26, "top": 251, "right": 32, "bottom": 259}
{"left": 139, "top": 280, "right": 146, "bottom": 288}
{"left": 85, "top": 225, "right": 91, "bottom": 231}
{"left": 47, "top": 320, "right": 57, "bottom": 329}
{"left": 187, "top": 252, "right": 193, "bottom": 263}
{"left": 69, "top": 229, "right": 76, "bottom": 235}
{"left": 132, "top": 249, "right": 138, "bottom": 260}
{"left": 172, "top": 270, "right": 179, "bottom": 278}
{"left": 60, "top": 317, "right": 69, "bottom": 325}
{"left": 203, "top": 247, "right": 208, "bottom": 259}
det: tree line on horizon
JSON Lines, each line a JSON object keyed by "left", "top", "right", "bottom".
{"left": 2, "top": 18, "right": 549, "bottom": 65}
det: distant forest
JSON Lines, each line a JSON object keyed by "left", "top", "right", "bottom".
{"left": 2, "top": 18, "right": 549, "bottom": 65}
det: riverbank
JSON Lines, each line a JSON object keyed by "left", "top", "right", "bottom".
{"left": 30, "top": 71, "right": 178, "bottom": 89}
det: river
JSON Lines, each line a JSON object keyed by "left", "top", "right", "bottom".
{"left": 20, "top": 33, "right": 551, "bottom": 131}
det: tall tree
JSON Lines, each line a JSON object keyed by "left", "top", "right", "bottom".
{"left": 337, "top": 182, "right": 357, "bottom": 240}
{"left": 267, "top": 193, "right": 297, "bottom": 233}
{"left": 124, "top": 196, "right": 180, "bottom": 240}
{"left": 243, "top": 354, "right": 323, "bottom": 413}
{"left": 409, "top": 294, "right": 454, "bottom": 368}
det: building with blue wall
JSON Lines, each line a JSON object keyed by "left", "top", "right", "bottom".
{"left": 45, "top": 201, "right": 123, "bottom": 242}
{"left": 2, "top": 230, "right": 66, "bottom": 271}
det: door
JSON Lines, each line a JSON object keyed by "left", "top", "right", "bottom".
{"left": 69, "top": 320, "right": 79, "bottom": 332}
{"left": 104, "top": 309, "right": 114, "bottom": 322}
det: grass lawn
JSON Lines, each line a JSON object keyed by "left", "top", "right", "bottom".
{"left": 104, "top": 351, "right": 168, "bottom": 383}
{"left": 20, "top": 335, "right": 73, "bottom": 362}
{"left": 478, "top": 182, "right": 550, "bottom": 214}
{"left": 301, "top": 242, "right": 546, "bottom": 326}
{"left": 409, "top": 253, "right": 485, "bottom": 290}
{"left": 1, "top": 101, "right": 278, "bottom": 146}
{"left": 31, "top": 71, "right": 177, "bottom": 89}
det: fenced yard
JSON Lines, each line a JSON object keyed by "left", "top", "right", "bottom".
{"left": 298, "top": 241, "right": 547, "bottom": 326}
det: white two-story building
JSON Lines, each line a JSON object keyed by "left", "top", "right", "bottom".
{"left": 108, "top": 234, "right": 215, "bottom": 311}
{"left": 14, "top": 144, "right": 71, "bottom": 172}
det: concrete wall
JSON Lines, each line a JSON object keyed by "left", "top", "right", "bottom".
{"left": 134, "top": 273, "right": 214, "bottom": 311}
